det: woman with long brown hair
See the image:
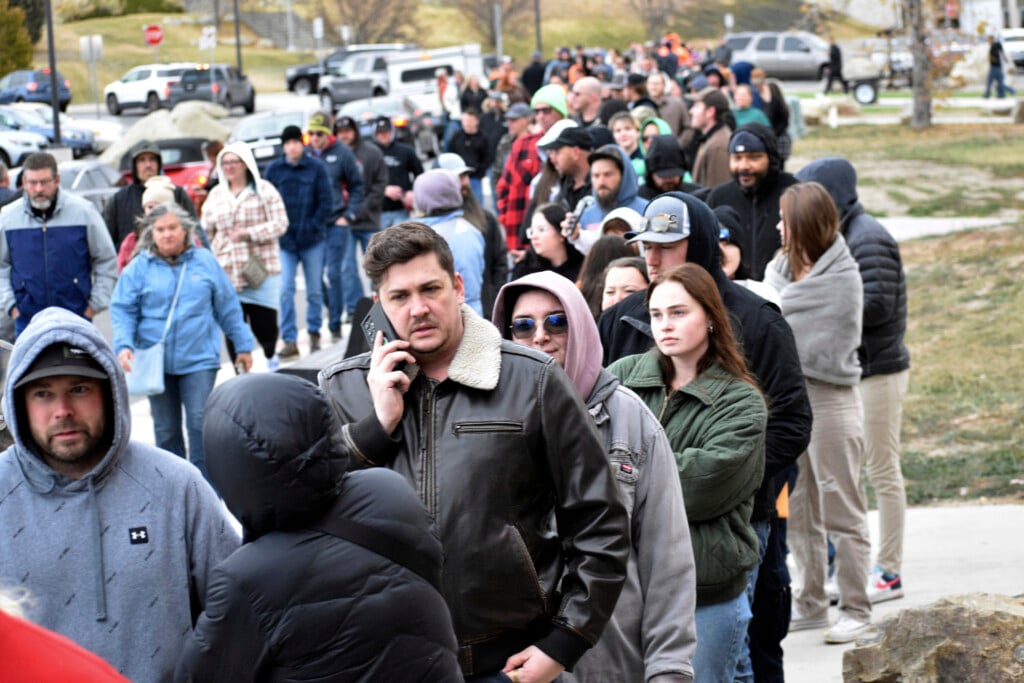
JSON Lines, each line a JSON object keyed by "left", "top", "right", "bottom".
{"left": 609, "top": 263, "right": 767, "bottom": 683}
{"left": 765, "top": 181, "right": 869, "bottom": 644}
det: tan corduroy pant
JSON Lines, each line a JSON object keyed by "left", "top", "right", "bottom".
{"left": 790, "top": 379, "right": 872, "bottom": 622}
{"left": 862, "top": 369, "right": 910, "bottom": 575}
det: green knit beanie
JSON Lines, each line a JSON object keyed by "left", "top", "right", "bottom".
{"left": 530, "top": 84, "right": 568, "bottom": 118}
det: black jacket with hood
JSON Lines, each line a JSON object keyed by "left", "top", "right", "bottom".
{"left": 598, "top": 193, "right": 812, "bottom": 521}
{"left": 103, "top": 140, "right": 197, "bottom": 250}
{"left": 706, "top": 123, "right": 798, "bottom": 281}
{"left": 347, "top": 131, "right": 388, "bottom": 233}
{"left": 639, "top": 135, "right": 703, "bottom": 201}
{"left": 178, "top": 373, "right": 461, "bottom": 682}
{"left": 795, "top": 157, "right": 910, "bottom": 378}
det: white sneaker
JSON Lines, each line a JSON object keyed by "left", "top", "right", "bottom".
{"left": 266, "top": 354, "right": 280, "bottom": 371}
{"left": 824, "top": 614, "right": 871, "bottom": 644}
{"left": 790, "top": 606, "right": 829, "bottom": 632}
{"left": 867, "top": 565, "right": 905, "bottom": 604}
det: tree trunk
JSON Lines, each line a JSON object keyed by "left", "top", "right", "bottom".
{"left": 907, "top": 0, "right": 932, "bottom": 128}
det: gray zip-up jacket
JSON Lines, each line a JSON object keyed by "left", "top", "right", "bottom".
{"left": 0, "top": 306, "right": 240, "bottom": 682}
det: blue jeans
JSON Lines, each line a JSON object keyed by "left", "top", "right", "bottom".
{"left": 380, "top": 209, "right": 410, "bottom": 229}
{"left": 279, "top": 242, "right": 325, "bottom": 343}
{"left": 985, "top": 65, "right": 1015, "bottom": 98}
{"left": 694, "top": 584, "right": 753, "bottom": 683}
{"left": 149, "top": 369, "right": 218, "bottom": 484}
{"left": 324, "top": 225, "right": 350, "bottom": 333}
{"left": 341, "top": 229, "right": 377, "bottom": 319}
{"left": 735, "top": 520, "right": 771, "bottom": 683}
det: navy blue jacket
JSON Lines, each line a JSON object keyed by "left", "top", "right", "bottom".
{"left": 264, "top": 153, "right": 333, "bottom": 252}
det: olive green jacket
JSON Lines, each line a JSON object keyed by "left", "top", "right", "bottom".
{"left": 609, "top": 352, "right": 767, "bottom": 606}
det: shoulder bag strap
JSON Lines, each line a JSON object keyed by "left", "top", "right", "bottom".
{"left": 160, "top": 262, "right": 188, "bottom": 344}
{"left": 310, "top": 513, "right": 443, "bottom": 593}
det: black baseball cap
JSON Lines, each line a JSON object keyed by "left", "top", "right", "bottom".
{"left": 334, "top": 115, "right": 357, "bottom": 131}
{"left": 15, "top": 343, "right": 107, "bottom": 389}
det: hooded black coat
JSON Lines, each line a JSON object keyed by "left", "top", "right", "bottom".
{"left": 795, "top": 157, "right": 910, "bottom": 378}
{"left": 705, "top": 123, "right": 798, "bottom": 281}
{"left": 598, "top": 193, "right": 812, "bottom": 521}
{"left": 103, "top": 139, "right": 197, "bottom": 250}
{"left": 177, "top": 374, "right": 460, "bottom": 682}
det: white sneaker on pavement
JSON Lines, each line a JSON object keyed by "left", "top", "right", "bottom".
{"left": 790, "top": 606, "right": 829, "bottom": 632}
{"left": 867, "top": 565, "right": 905, "bottom": 604}
{"left": 824, "top": 614, "right": 871, "bottom": 644}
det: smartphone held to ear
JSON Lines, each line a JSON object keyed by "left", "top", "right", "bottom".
{"left": 361, "top": 302, "right": 406, "bottom": 370}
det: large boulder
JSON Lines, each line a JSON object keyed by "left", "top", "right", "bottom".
{"left": 843, "top": 593, "right": 1024, "bottom": 683}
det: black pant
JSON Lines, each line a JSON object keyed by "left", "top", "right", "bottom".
{"left": 825, "top": 67, "right": 848, "bottom": 93}
{"left": 226, "top": 302, "right": 278, "bottom": 361}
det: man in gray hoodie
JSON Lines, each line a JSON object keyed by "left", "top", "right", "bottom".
{"left": 0, "top": 306, "right": 239, "bottom": 681}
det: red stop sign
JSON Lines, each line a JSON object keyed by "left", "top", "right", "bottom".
{"left": 144, "top": 24, "right": 164, "bottom": 47}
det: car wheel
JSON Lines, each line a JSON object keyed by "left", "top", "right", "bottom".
{"left": 106, "top": 93, "right": 121, "bottom": 116}
{"left": 59, "top": 101, "right": 68, "bottom": 113}
{"left": 224, "top": 95, "right": 233, "bottom": 111}
{"left": 146, "top": 92, "right": 160, "bottom": 111}
{"left": 853, "top": 80, "right": 878, "bottom": 105}
{"left": 293, "top": 77, "right": 312, "bottom": 96}
{"left": 319, "top": 91, "right": 335, "bottom": 112}
{"left": 244, "top": 91, "right": 255, "bottom": 113}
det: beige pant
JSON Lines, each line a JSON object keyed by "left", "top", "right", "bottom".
{"left": 862, "top": 370, "right": 909, "bottom": 575}
{"left": 790, "top": 379, "right": 871, "bottom": 622}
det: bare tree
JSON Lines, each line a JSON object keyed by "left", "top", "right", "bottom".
{"left": 325, "top": 0, "right": 418, "bottom": 44}
{"left": 632, "top": 0, "right": 677, "bottom": 41}
{"left": 449, "top": 0, "right": 533, "bottom": 49}
{"left": 905, "top": 0, "right": 933, "bottom": 128}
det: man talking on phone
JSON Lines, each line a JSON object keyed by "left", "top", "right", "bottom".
{"left": 319, "top": 222, "right": 629, "bottom": 683}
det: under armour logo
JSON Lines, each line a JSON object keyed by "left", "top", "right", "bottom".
{"left": 129, "top": 527, "right": 149, "bottom": 544}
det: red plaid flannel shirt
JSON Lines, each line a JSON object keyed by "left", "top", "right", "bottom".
{"left": 496, "top": 131, "right": 542, "bottom": 249}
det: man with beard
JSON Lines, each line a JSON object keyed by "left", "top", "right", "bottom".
{"left": 688, "top": 87, "right": 733, "bottom": 188}
{"left": 537, "top": 121, "right": 594, "bottom": 211}
{"left": 103, "top": 140, "right": 198, "bottom": 251}
{"left": 640, "top": 134, "right": 703, "bottom": 201}
{"left": 569, "top": 144, "right": 647, "bottom": 254}
{"left": 706, "top": 123, "right": 798, "bottom": 281}
{"left": 0, "top": 153, "right": 117, "bottom": 337}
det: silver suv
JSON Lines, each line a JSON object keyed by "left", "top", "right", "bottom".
{"left": 166, "top": 65, "right": 255, "bottom": 113}
{"left": 724, "top": 31, "right": 830, "bottom": 80}
{"left": 318, "top": 47, "right": 412, "bottom": 111}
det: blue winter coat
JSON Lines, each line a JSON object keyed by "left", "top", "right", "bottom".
{"left": 110, "top": 246, "right": 254, "bottom": 375}
{"left": 264, "top": 153, "right": 334, "bottom": 252}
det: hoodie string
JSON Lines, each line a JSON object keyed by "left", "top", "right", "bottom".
{"left": 88, "top": 477, "right": 108, "bottom": 622}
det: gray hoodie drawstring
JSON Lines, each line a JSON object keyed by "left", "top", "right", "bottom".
{"left": 88, "top": 476, "right": 108, "bottom": 621}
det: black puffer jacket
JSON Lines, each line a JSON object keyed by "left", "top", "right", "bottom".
{"left": 795, "top": 158, "right": 910, "bottom": 378}
{"left": 706, "top": 123, "right": 798, "bottom": 280}
{"left": 598, "top": 193, "right": 812, "bottom": 521}
{"left": 177, "top": 374, "right": 460, "bottom": 682}
{"left": 320, "top": 308, "right": 629, "bottom": 676}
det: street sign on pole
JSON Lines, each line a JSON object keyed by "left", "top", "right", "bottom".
{"left": 199, "top": 25, "right": 217, "bottom": 50}
{"left": 724, "top": 13, "right": 734, "bottom": 29}
{"left": 144, "top": 24, "right": 163, "bottom": 63}
{"left": 79, "top": 35, "right": 103, "bottom": 118}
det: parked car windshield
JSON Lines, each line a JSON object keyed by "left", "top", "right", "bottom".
{"left": 233, "top": 111, "right": 307, "bottom": 140}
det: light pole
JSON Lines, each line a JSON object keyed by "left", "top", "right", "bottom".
{"left": 43, "top": 0, "right": 61, "bottom": 145}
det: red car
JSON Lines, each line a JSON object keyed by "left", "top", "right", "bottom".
{"left": 118, "top": 137, "right": 213, "bottom": 210}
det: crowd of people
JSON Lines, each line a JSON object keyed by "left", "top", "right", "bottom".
{"left": 0, "top": 31, "right": 913, "bottom": 683}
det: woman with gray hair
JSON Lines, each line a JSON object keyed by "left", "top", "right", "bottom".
{"left": 110, "top": 202, "right": 255, "bottom": 484}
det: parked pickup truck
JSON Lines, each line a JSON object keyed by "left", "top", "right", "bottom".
{"left": 285, "top": 43, "right": 416, "bottom": 95}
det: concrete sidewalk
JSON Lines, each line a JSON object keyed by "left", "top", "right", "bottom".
{"left": 784, "top": 503, "right": 1024, "bottom": 682}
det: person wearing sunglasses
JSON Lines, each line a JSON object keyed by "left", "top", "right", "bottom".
{"left": 493, "top": 270, "right": 697, "bottom": 683}
{"left": 305, "top": 110, "right": 365, "bottom": 348}
{"left": 320, "top": 223, "right": 629, "bottom": 683}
